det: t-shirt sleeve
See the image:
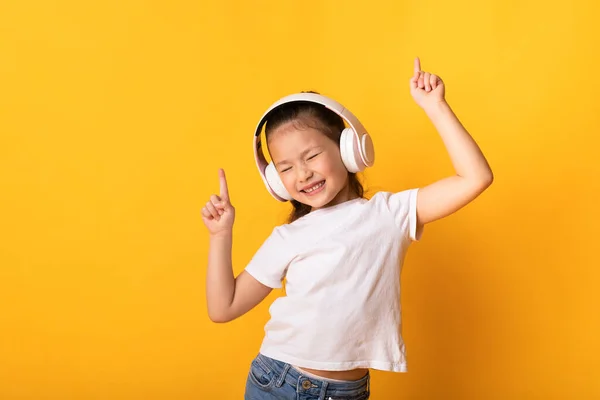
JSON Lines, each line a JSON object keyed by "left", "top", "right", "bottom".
{"left": 379, "top": 189, "right": 424, "bottom": 241}
{"left": 244, "top": 227, "right": 291, "bottom": 288}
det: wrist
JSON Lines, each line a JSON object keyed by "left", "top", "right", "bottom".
{"left": 423, "top": 100, "right": 452, "bottom": 119}
{"left": 210, "top": 230, "right": 233, "bottom": 241}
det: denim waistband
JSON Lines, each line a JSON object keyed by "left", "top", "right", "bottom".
{"left": 255, "top": 353, "right": 370, "bottom": 397}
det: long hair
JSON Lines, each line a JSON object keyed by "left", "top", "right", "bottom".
{"left": 264, "top": 94, "right": 364, "bottom": 223}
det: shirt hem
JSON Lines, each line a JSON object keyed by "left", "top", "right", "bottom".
{"left": 259, "top": 348, "right": 408, "bottom": 373}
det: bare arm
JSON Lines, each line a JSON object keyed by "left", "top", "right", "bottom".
{"left": 410, "top": 58, "right": 493, "bottom": 225}
{"left": 202, "top": 169, "right": 272, "bottom": 323}
{"left": 206, "top": 232, "right": 271, "bottom": 323}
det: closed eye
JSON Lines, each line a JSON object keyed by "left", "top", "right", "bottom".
{"left": 280, "top": 167, "right": 292, "bottom": 173}
{"left": 307, "top": 152, "right": 321, "bottom": 160}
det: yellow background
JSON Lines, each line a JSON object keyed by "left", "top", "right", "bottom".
{"left": 1, "top": 1, "right": 599, "bottom": 399}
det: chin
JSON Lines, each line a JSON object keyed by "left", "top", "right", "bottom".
{"left": 290, "top": 192, "right": 326, "bottom": 209}
{"left": 305, "top": 199, "right": 329, "bottom": 209}
{"left": 303, "top": 191, "right": 338, "bottom": 210}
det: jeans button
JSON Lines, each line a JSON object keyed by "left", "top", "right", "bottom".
{"left": 302, "top": 380, "right": 312, "bottom": 389}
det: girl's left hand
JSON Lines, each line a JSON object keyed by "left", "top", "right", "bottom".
{"left": 410, "top": 57, "right": 446, "bottom": 111}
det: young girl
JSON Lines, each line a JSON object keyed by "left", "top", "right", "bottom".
{"left": 202, "top": 58, "right": 493, "bottom": 400}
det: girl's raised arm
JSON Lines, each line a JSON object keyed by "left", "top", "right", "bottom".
{"left": 409, "top": 58, "right": 493, "bottom": 226}
{"left": 202, "top": 169, "right": 272, "bottom": 323}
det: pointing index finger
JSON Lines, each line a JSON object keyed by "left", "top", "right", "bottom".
{"left": 219, "top": 168, "right": 229, "bottom": 200}
{"left": 414, "top": 57, "right": 421, "bottom": 74}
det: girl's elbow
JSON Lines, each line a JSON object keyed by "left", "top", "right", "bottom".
{"left": 475, "top": 164, "right": 494, "bottom": 189}
{"left": 209, "top": 315, "right": 228, "bottom": 324}
{"left": 467, "top": 170, "right": 493, "bottom": 196}
{"left": 482, "top": 170, "right": 494, "bottom": 188}
{"left": 207, "top": 309, "right": 233, "bottom": 323}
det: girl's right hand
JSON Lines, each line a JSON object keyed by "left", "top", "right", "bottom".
{"left": 201, "top": 169, "right": 235, "bottom": 236}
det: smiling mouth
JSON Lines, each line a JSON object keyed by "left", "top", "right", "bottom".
{"left": 301, "top": 180, "right": 325, "bottom": 194}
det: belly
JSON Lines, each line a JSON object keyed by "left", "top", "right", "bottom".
{"left": 294, "top": 366, "right": 369, "bottom": 381}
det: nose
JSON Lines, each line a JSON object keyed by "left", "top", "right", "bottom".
{"left": 296, "top": 165, "right": 313, "bottom": 183}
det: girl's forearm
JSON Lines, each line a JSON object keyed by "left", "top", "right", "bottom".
{"left": 205, "top": 232, "right": 235, "bottom": 322}
{"left": 425, "top": 101, "right": 493, "bottom": 183}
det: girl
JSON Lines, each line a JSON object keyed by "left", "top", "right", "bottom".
{"left": 202, "top": 58, "right": 493, "bottom": 400}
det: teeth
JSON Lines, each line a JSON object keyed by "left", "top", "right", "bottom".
{"left": 305, "top": 181, "right": 324, "bottom": 193}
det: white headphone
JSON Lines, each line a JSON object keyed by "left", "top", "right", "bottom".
{"left": 253, "top": 92, "right": 375, "bottom": 202}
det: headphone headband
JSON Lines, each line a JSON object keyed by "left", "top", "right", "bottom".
{"left": 253, "top": 93, "right": 374, "bottom": 201}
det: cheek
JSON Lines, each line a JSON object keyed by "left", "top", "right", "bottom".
{"left": 280, "top": 172, "right": 297, "bottom": 191}
{"left": 317, "top": 155, "right": 346, "bottom": 179}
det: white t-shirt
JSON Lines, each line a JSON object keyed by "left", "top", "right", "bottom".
{"left": 245, "top": 189, "right": 423, "bottom": 372}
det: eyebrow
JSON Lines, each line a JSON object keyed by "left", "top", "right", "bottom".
{"left": 275, "top": 147, "right": 321, "bottom": 167}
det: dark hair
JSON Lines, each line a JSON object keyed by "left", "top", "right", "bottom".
{"left": 264, "top": 92, "right": 364, "bottom": 223}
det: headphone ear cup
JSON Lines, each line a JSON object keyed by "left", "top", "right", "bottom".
{"left": 340, "top": 128, "right": 363, "bottom": 173}
{"left": 265, "top": 162, "right": 292, "bottom": 201}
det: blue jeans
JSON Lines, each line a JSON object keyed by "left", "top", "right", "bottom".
{"left": 245, "top": 353, "right": 370, "bottom": 400}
